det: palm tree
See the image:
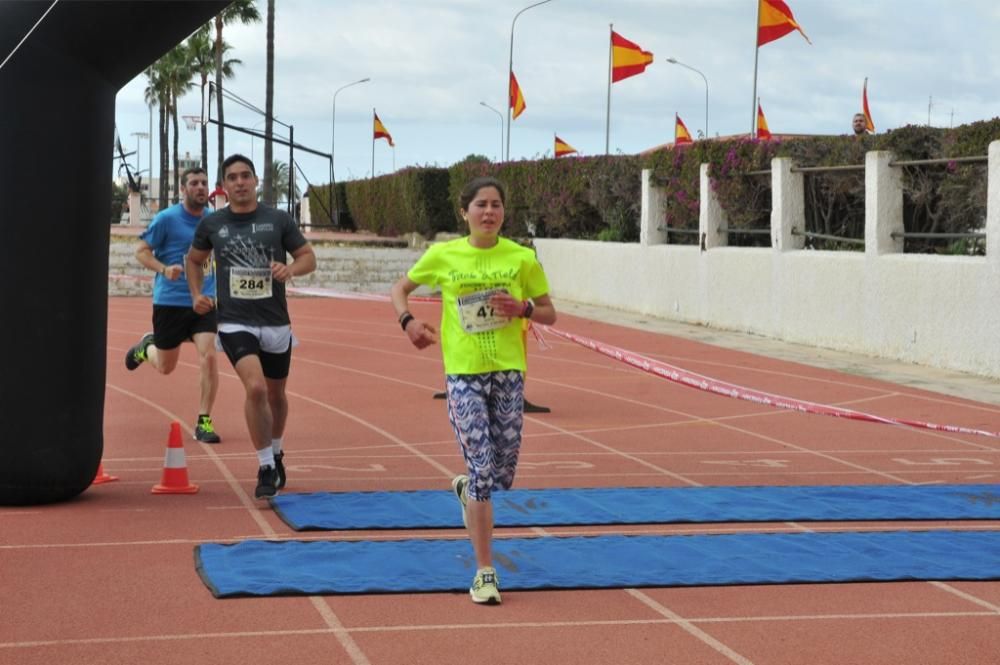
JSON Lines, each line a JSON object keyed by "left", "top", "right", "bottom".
{"left": 268, "top": 160, "right": 299, "bottom": 205}
{"left": 144, "top": 64, "right": 170, "bottom": 211}
{"left": 214, "top": 0, "right": 261, "bottom": 181}
{"left": 186, "top": 24, "right": 242, "bottom": 173}
{"left": 160, "top": 43, "right": 196, "bottom": 204}
{"left": 262, "top": 0, "right": 276, "bottom": 206}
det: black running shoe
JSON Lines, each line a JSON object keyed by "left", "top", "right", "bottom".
{"left": 274, "top": 452, "right": 286, "bottom": 490}
{"left": 255, "top": 465, "right": 278, "bottom": 499}
{"left": 124, "top": 332, "right": 155, "bottom": 371}
{"left": 194, "top": 415, "right": 221, "bottom": 443}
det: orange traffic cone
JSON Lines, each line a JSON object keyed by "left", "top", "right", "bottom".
{"left": 152, "top": 421, "right": 199, "bottom": 494}
{"left": 92, "top": 461, "right": 119, "bottom": 485}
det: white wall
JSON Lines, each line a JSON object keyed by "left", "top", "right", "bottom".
{"left": 535, "top": 141, "right": 1000, "bottom": 379}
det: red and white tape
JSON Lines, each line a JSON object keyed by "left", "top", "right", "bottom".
{"left": 541, "top": 325, "right": 1000, "bottom": 439}
{"left": 288, "top": 286, "right": 439, "bottom": 303}
{"left": 255, "top": 287, "right": 1000, "bottom": 439}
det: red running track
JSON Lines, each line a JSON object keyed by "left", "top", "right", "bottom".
{"left": 1, "top": 296, "right": 998, "bottom": 665}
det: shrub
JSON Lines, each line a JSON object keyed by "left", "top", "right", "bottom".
{"left": 321, "top": 118, "right": 997, "bottom": 252}
{"left": 341, "top": 167, "right": 452, "bottom": 237}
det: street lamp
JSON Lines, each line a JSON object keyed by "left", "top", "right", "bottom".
{"left": 331, "top": 77, "right": 371, "bottom": 184}
{"left": 479, "top": 101, "right": 503, "bottom": 162}
{"left": 331, "top": 77, "right": 370, "bottom": 226}
{"left": 249, "top": 120, "right": 267, "bottom": 167}
{"left": 506, "top": 0, "right": 555, "bottom": 161}
{"left": 666, "top": 57, "right": 709, "bottom": 139}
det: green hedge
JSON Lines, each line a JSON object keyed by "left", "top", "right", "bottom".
{"left": 449, "top": 154, "right": 644, "bottom": 241}
{"left": 309, "top": 119, "right": 999, "bottom": 249}
{"left": 307, "top": 168, "right": 450, "bottom": 236}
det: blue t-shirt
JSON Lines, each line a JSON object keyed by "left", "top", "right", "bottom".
{"left": 140, "top": 203, "right": 216, "bottom": 306}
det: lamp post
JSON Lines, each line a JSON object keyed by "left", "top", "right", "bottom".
{"left": 506, "top": 0, "right": 555, "bottom": 161}
{"left": 249, "top": 120, "right": 267, "bottom": 167}
{"left": 479, "top": 101, "right": 504, "bottom": 162}
{"left": 331, "top": 77, "right": 371, "bottom": 184}
{"left": 666, "top": 57, "right": 709, "bottom": 139}
{"left": 331, "top": 77, "right": 370, "bottom": 226}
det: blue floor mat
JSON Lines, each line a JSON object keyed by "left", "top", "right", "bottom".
{"left": 195, "top": 530, "right": 1000, "bottom": 598}
{"left": 269, "top": 484, "right": 1000, "bottom": 531}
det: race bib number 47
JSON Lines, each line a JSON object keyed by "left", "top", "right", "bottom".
{"left": 229, "top": 267, "right": 272, "bottom": 299}
{"left": 456, "top": 288, "right": 510, "bottom": 333}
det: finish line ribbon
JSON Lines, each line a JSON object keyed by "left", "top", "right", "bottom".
{"left": 284, "top": 287, "right": 1000, "bottom": 439}
{"left": 540, "top": 325, "right": 1000, "bottom": 439}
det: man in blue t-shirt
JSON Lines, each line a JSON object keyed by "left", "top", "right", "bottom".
{"left": 125, "top": 167, "right": 223, "bottom": 444}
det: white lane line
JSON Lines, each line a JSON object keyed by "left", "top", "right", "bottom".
{"left": 624, "top": 588, "right": 755, "bottom": 665}
{"left": 7, "top": 522, "right": 999, "bottom": 550}
{"left": 533, "top": 376, "right": 918, "bottom": 485}
{"left": 928, "top": 582, "right": 1000, "bottom": 613}
{"left": 5, "top": 609, "right": 996, "bottom": 649}
{"left": 107, "top": 378, "right": 371, "bottom": 665}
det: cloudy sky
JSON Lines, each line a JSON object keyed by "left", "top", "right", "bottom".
{"left": 114, "top": 0, "right": 1000, "bottom": 189}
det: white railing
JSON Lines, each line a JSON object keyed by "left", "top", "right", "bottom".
{"left": 534, "top": 140, "right": 1000, "bottom": 378}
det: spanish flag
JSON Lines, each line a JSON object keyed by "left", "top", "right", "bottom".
{"left": 674, "top": 114, "right": 693, "bottom": 145}
{"left": 756, "top": 101, "right": 772, "bottom": 140}
{"left": 862, "top": 77, "right": 875, "bottom": 133}
{"left": 757, "top": 0, "right": 810, "bottom": 47}
{"left": 611, "top": 30, "right": 654, "bottom": 82}
{"left": 509, "top": 71, "right": 526, "bottom": 119}
{"left": 554, "top": 135, "right": 577, "bottom": 158}
{"left": 373, "top": 111, "right": 394, "bottom": 146}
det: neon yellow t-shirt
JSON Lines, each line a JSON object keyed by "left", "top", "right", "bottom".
{"left": 407, "top": 237, "right": 550, "bottom": 375}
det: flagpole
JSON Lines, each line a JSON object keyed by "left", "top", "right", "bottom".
{"left": 750, "top": 0, "right": 760, "bottom": 137}
{"left": 506, "top": 0, "right": 555, "bottom": 162}
{"left": 371, "top": 108, "right": 375, "bottom": 179}
{"left": 605, "top": 23, "right": 612, "bottom": 155}
{"left": 863, "top": 75, "right": 868, "bottom": 119}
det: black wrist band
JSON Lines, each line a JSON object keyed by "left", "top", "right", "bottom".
{"left": 522, "top": 301, "right": 534, "bottom": 320}
{"left": 399, "top": 313, "right": 415, "bottom": 331}
{"left": 398, "top": 310, "right": 412, "bottom": 323}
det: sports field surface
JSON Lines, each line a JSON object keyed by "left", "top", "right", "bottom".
{"left": 3, "top": 295, "right": 998, "bottom": 665}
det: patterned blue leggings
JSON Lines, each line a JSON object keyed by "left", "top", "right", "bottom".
{"left": 445, "top": 370, "right": 525, "bottom": 501}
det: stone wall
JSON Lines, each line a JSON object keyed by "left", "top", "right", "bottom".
{"left": 109, "top": 235, "right": 426, "bottom": 297}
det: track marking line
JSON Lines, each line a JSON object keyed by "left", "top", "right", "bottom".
{"left": 928, "top": 582, "right": 1000, "bottom": 613}
{"left": 625, "top": 588, "right": 755, "bottom": 665}
{"left": 7, "top": 522, "right": 999, "bottom": 550}
{"left": 106, "top": 380, "right": 370, "bottom": 665}
{"left": 5, "top": 608, "right": 998, "bottom": 650}
{"left": 533, "top": 376, "right": 917, "bottom": 485}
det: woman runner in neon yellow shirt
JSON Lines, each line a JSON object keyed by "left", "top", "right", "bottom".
{"left": 391, "top": 176, "right": 556, "bottom": 605}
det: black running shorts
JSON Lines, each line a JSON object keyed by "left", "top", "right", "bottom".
{"left": 152, "top": 305, "right": 218, "bottom": 350}
{"left": 217, "top": 330, "right": 292, "bottom": 380}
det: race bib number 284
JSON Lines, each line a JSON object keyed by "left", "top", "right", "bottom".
{"left": 229, "top": 267, "right": 272, "bottom": 300}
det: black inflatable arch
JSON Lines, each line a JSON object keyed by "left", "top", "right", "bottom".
{"left": 0, "top": 1, "right": 229, "bottom": 505}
